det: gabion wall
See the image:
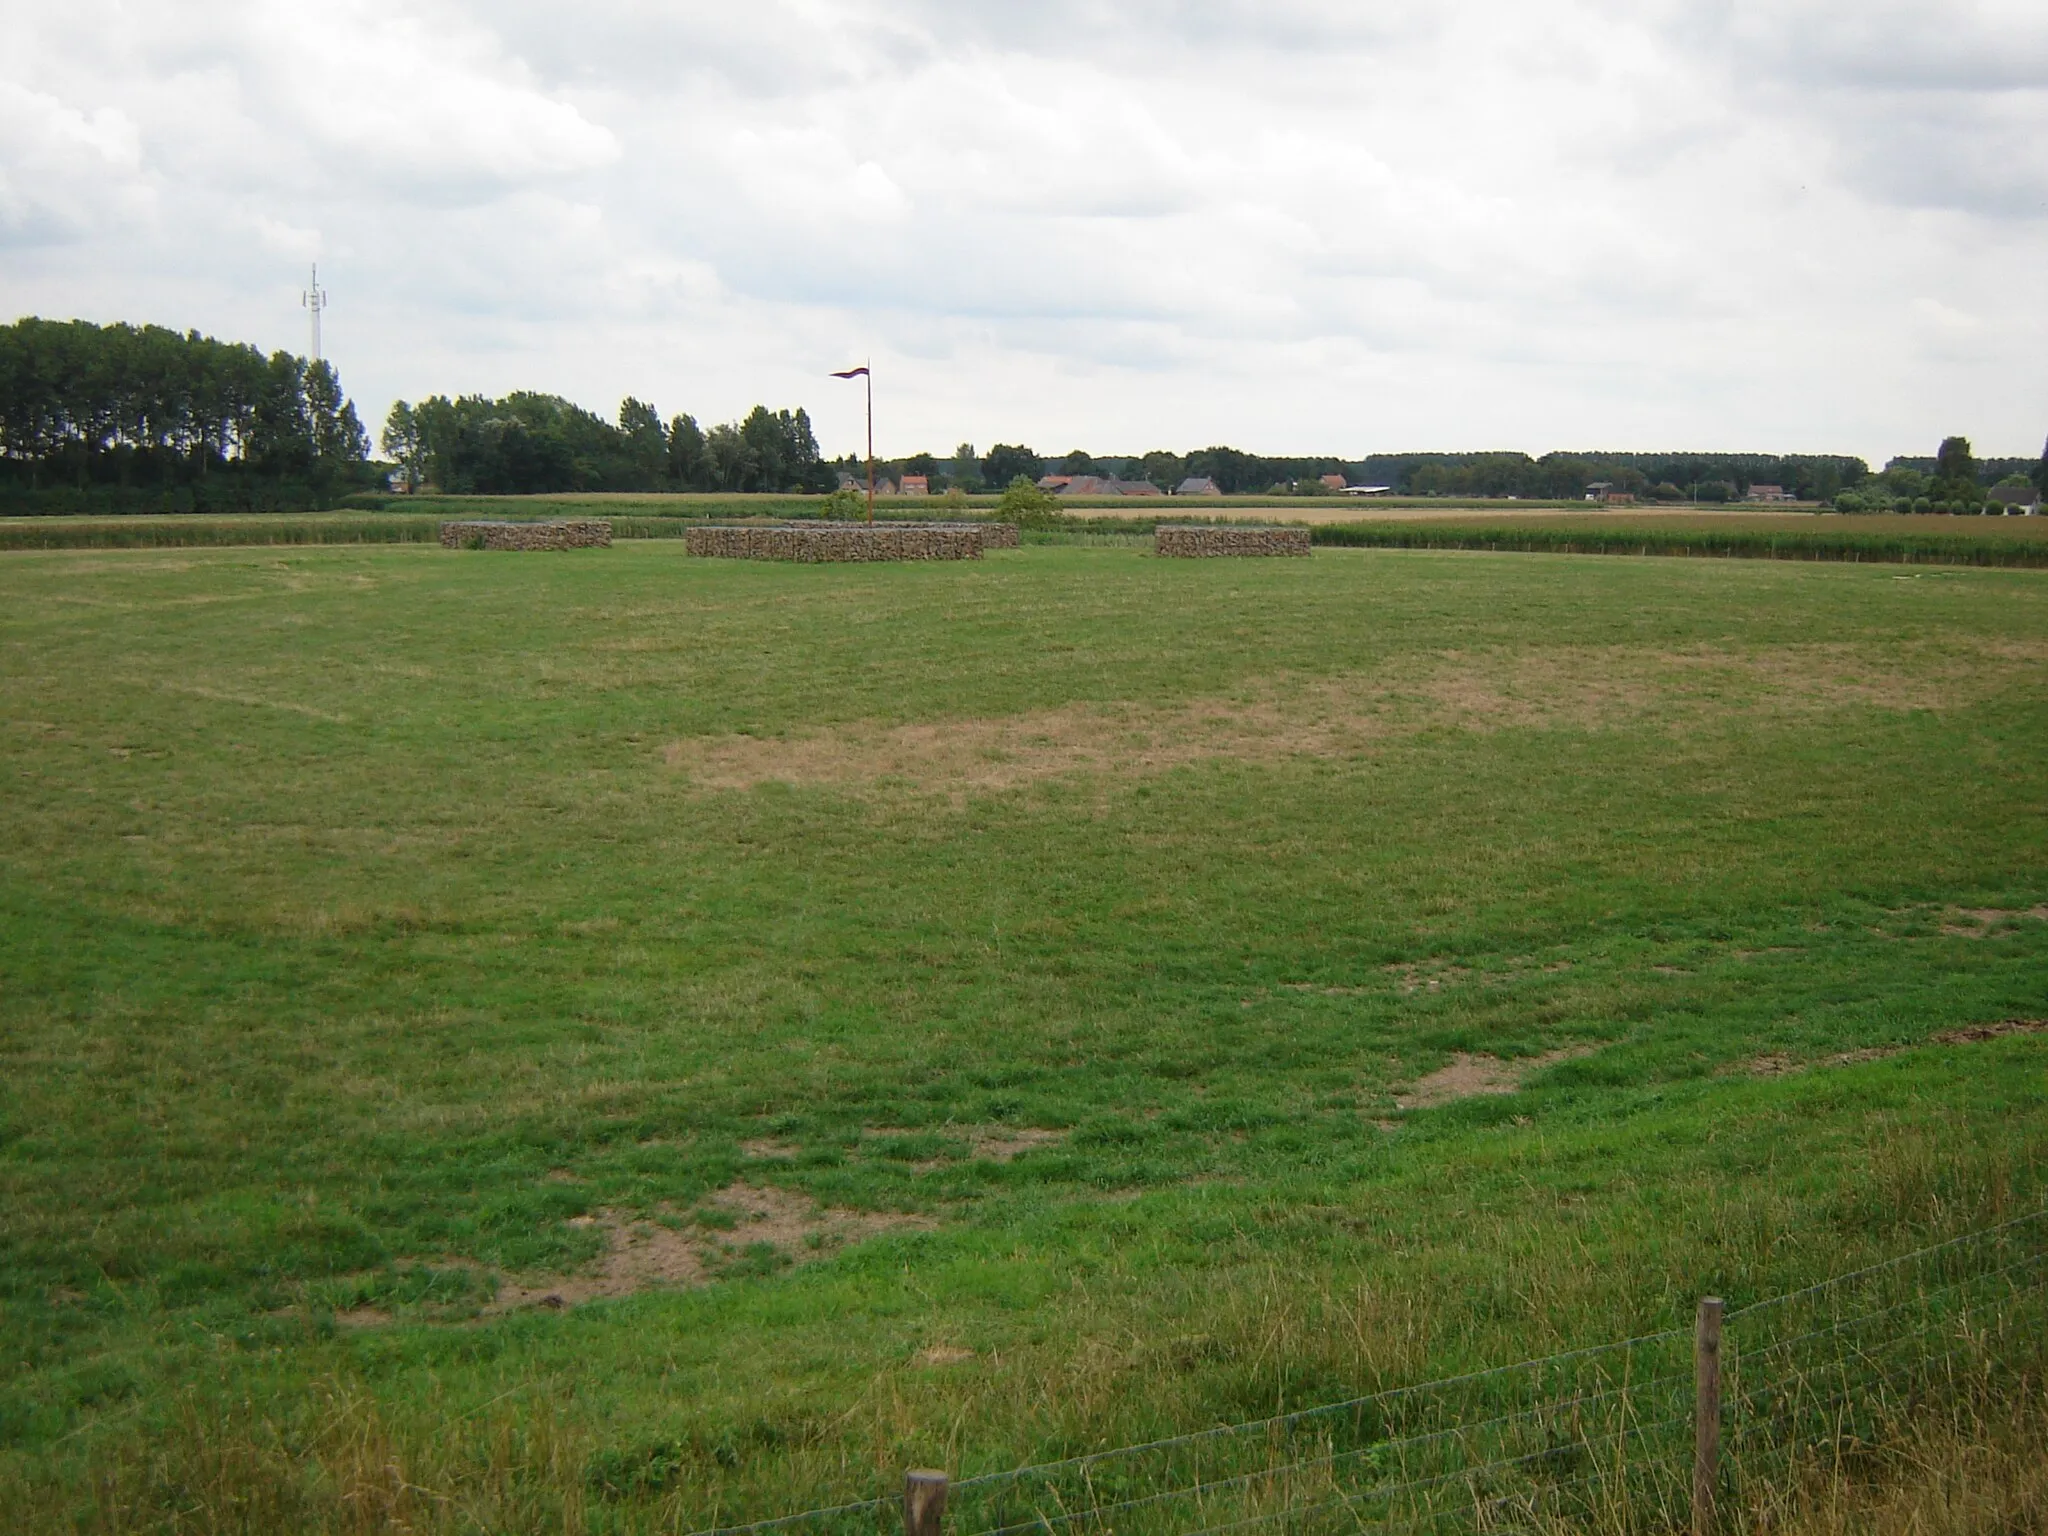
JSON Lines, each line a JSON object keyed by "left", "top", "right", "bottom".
{"left": 1154, "top": 525, "right": 1312, "bottom": 558}
{"left": 894, "top": 521, "right": 1019, "bottom": 549}
{"left": 439, "top": 520, "right": 613, "bottom": 550}
{"left": 686, "top": 525, "right": 985, "bottom": 562}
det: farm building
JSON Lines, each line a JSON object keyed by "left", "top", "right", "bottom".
{"left": 1041, "top": 475, "right": 1162, "bottom": 497}
{"left": 899, "top": 475, "right": 929, "bottom": 496}
{"left": 1746, "top": 484, "right": 1797, "bottom": 504}
{"left": 1990, "top": 484, "right": 2041, "bottom": 514}
{"left": 1177, "top": 477, "right": 1222, "bottom": 496}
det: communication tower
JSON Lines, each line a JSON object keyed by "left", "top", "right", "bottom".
{"left": 301, "top": 264, "right": 328, "bottom": 363}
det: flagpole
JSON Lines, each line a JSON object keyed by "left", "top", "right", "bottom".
{"left": 829, "top": 363, "right": 876, "bottom": 523}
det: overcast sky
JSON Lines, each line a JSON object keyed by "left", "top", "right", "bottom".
{"left": 3, "top": 0, "right": 2044, "bottom": 464}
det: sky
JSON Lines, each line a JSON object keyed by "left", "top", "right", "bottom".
{"left": 2, "top": 0, "right": 2044, "bottom": 465}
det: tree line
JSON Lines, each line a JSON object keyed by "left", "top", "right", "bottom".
{"left": 0, "top": 318, "right": 372, "bottom": 511}
{"left": 380, "top": 395, "right": 831, "bottom": 495}
{"left": 10, "top": 314, "right": 2041, "bottom": 512}
{"left": 833, "top": 445, "right": 1925, "bottom": 501}
{"left": 846, "top": 445, "right": 1360, "bottom": 496}
{"left": 1835, "top": 437, "right": 2047, "bottom": 515}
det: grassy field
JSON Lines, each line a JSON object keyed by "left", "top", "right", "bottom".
{"left": 2, "top": 540, "right": 2046, "bottom": 1532}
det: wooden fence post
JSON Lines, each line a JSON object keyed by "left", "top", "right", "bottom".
{"left": 905, "top": 1468, "right": 949, "bottom": 1536}
{"left": 1694, "top": 1296, "right": 1723, "bottom": 1536}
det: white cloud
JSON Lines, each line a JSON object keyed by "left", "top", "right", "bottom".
{"left": 0, "top": 82, "right": 149, "bottom": 244}
{"left": 0, "top": 0, "right": 2041, "bottom": 461}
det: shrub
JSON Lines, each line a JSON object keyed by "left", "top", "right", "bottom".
{"left": 998, "top": 476, "right": 1066, "bottom": 528}
{"left": 810, "top": 487, "right": 866, "bottom": 520}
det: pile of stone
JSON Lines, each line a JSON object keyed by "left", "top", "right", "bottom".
{"left": 887, "top": 521, "right": 1021, "bottom": 549}
{"left": 1154, "top": 525, "right": 1312, "bottom": 558}
{"left": 686, "top": 524, "right": 984, "bottom": 562}
{"left": 439, "top": 519, "right": 613, "bottom": 551}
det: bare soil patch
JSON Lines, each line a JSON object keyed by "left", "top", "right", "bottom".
{"left": 1743, "top": 1020, "right": 2047, "bottom": 1076}
{"left": 1943, "top": 906, "right": 2048, "bottom": 937}
{"left": 1383, "top": 961, "right": 1472, "bottom": 995}
{"left": 1932, "top": 1018, "right": 2048, "bottom": 1046}
{"left": 482, "top": 1183, "right": 930, "bottom": 1315}
{"left": 1395, "top": 1047, "right": 1592, "bottom": 1110}
{"left": 662, "top": 643, "right": 2032, "bottom": 796}
{"left": 969, "top": 1127, "right": 1066, "bottom": 1161}
{"left": 858, "top": 1125, "right": 1067, "bottom": 1163}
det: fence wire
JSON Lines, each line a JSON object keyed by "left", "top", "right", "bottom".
{"left": 688, "top": 1208, "right": 2048, "bottom": 1536}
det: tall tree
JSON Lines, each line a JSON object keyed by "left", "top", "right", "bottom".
{"left": 381, "top": 401, "right": 425, "bottom": 492}
{"left": 1931, "top": 435, "right": 1983, "bottom": 509}
{"left": 1137, "top": 450, "right": 1185, "bottom": 490}
{"left": 667, "top": 414, "right": 706, "bottom": 489}
{"left": 619, "top": 397, "right": 668, "bottom": 488}
{"left": 981, "top": 444, "right": 1042, "bottom": 486}
{"left": 949, "top": 442, "right": 981, "bottom": 492}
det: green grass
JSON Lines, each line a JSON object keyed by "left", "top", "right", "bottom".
{"left": 1, "top": 541, "right": 2045, "bottom": 1532}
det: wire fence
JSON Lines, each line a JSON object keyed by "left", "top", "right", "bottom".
{"left": 688, "top": 1208, "right": 2048, "bottom": 1536}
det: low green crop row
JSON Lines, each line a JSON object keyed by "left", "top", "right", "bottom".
{"left": 1307, "top": 522, "right": 2048, "bottom": 567}
{"left": 0, "top": 515, "right": 449, "bottom": 550}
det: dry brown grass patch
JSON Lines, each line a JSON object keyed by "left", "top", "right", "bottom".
{"left": 662, "top": 642, "right": 2035, "bottom": 796}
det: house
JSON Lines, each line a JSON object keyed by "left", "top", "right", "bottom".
{"left": 1176, "top": 477, "right": 1222, "bottom": 496}
{"left": 874, "top": 478, "right": 897, "bottom": 497}
{"left": 900, "top": 475, "right": 929, "bottom": 496}
{"left": 1110, "top": 478, "right": 1163, "bottom": 497}
{"left": 1990, "top": 484, "right": 2042, "bottom": 515}
{"left": 1319, "top": 473, "right": 1347, "bottom": 491}
{"left": 1746, "top": 484, "right": 1797, "bottom": 504}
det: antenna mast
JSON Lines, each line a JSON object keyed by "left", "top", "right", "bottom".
{"left": 301, "top": 264, "right": 328, "bottom": 363}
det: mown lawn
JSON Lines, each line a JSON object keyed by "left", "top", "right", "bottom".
{"left": 1, "top": 541, "right": 2044, "bottom": 1532}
